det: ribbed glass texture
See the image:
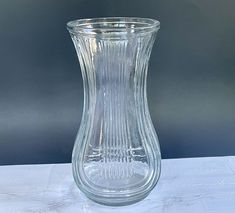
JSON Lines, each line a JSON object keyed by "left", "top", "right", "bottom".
{"left": 67, "top": 17, "right": 161, "bottom": 206}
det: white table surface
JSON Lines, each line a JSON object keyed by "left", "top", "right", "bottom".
{"left": 0, "top": 156, "right": 235, "bottom": 213}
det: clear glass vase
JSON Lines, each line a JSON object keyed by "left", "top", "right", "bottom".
{"left": 67, "top": 17, "right": 161, "bottom": 206}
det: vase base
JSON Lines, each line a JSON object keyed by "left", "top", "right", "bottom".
{"left": 84, "top": 191, "right": 150, "bottom": 206}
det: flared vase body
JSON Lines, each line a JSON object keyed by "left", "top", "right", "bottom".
{"left": 67, "top": 17, "right": 161, "bottom": 206}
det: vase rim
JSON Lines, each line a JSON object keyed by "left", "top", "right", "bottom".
{"left": 67, "top": 17, "right": 160, "bottom": 37}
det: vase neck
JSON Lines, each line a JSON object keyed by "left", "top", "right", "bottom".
{"left": 72, "top": 34, "right": 156, "bottom": 100}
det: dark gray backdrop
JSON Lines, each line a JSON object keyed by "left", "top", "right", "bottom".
{"left": 1, "top": 0, "right": 235, "bottom": 165}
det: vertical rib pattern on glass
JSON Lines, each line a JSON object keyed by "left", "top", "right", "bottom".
{"left": 69, "top": 19, "right": 161, "bottom": 206}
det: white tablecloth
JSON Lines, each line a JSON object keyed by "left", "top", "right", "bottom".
{"left": 0, "top": 156, "right": 235, "bottom": 213}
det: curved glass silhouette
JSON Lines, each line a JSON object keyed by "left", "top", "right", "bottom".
{"left": 67, "top": 17, "right": 161, "bottom": 206}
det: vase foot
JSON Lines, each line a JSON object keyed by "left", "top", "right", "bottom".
{"left": 85, "top": 191, "right": 150, "bottom": 206}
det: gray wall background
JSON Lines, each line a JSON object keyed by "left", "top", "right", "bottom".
{"left": 0, "top": 0, "right": 235, "bottom": 165}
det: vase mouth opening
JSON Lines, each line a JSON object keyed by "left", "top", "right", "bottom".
{"left": 67, "top": 17, "right": 160, "bottom": 37}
